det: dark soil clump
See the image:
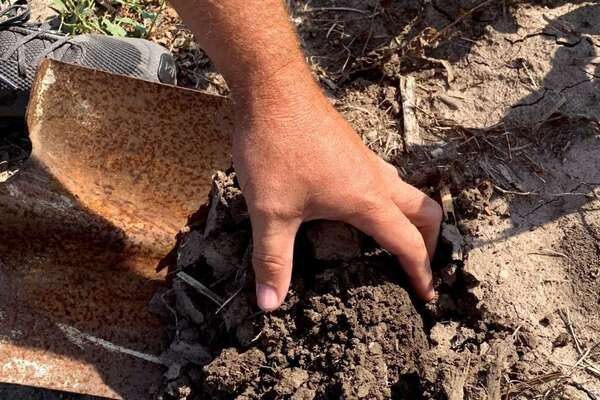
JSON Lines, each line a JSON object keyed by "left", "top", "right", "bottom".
{"left": 155, "top": 171, "right": 433, "bottom": 399}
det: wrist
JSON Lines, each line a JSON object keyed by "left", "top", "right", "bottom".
{"left": 230, "top": 59, "right": 316, "bottom": 102}
{"left": 230, "top": 61, "right": 332, "bottom": 127}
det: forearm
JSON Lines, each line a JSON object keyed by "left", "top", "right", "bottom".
{"left": 168, "top": 0, "right": 321, "bottom": 105}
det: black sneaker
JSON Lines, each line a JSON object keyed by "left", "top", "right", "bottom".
{"left": 0, "top": 0, "right": 177, "bottom": 117}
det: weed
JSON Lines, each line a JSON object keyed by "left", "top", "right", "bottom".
{"left": 49, "top": 0, "right": 165, "bottom": 38}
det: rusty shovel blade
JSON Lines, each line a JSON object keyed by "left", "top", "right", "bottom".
{"left": 0, "top": 60, "right": 233, "bottom": 398}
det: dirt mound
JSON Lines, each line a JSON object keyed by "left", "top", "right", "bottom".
{"left": 204, "top": 274, "right": 428, "bottom": 399}
{"left": 155, "top": 172, "right": 433, "bottom": 399}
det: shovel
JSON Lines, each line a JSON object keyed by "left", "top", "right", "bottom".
{"left": 0, "top": 59, "right": 233, "bottom": 399}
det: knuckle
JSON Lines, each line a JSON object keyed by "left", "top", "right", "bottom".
{"left": 249, "top": 195, "right": 302, "bottom": 222}
{"left": 250, "top": 199, "right": 278, "bottom": 217}
{"left": 424, "top": 198, "right": 443, "bottom": 222}
{"left": 383, "top": 162, "right": 400, "bottom": 179}
{"left": 359, "top": 195, "right": 384, "bottom": 213}
{"left": 252, "top": 251, "right": 290, "bottom": 276}
{"left": 351, "top": 195, "right": 386, "bottom": 221}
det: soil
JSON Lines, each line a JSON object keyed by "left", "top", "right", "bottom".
{"left": 150, "top": 1, "right": 599, "bottom": 399}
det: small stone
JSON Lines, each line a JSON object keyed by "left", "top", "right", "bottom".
{"left": 305, "top": 221, "right": 362, "bottom": 262}
{"left": 364, "top": 130, "right": 378, "bottom": 142}
{"left": 480, "top": 342, "right": 491, "bottom": 355}
{"left": 431, "top": 147, "right": 444, "bottom": 158}
{"left": 275, "top": 368, "right": 310, "bottom": 395}
{"left": 368, "top": 342, "right": 383, "bottom": 355}
{"left": 521, "top": 352, "right": 535, "bottom": 362}
{"left": 552, "top": 332, "right": 570, "bottom": 348}
{"left": 498, "top": 268, "right": 510, "bottom": 281}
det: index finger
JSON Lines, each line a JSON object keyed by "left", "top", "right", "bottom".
{"left": 390, "top": 180, "right": 443, "bottom": 260}
{"left": 347, "top": 201, "right": 434, "bottom": 301}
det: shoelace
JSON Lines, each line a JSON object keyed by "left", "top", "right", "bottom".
{"left": 0, "top": 0, "right": 30, "bottom": 28}
{"left": 0, "top": 0, "right": 73, "bottom": 88}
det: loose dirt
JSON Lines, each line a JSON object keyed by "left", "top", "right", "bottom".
{"left": 150, "top": 1, "right": 599, "bottom": 399}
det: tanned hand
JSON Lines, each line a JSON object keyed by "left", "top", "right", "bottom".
{"left": 169, "top": 0, "right": 443, "bottom": 311}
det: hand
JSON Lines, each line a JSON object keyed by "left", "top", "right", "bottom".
{"left": 169, "top": 0, "right": 441, "bottom": 312}
{"left": 233, "top": 76, "right": 443, "bottom": 312}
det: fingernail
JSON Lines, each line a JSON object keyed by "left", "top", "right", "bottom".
{"left": 425, "top": 289, "right": 437, "bottom": 302}
{"left": 256, "top": 283, "right": 279, "bottom": 311}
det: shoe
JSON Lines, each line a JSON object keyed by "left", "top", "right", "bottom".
{"left": 0, "top": 0, "right": 177, "bottom": 117}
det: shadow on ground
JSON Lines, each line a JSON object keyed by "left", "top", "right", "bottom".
{"left": 0, "top": 382, "right": 106, "bottom": 400}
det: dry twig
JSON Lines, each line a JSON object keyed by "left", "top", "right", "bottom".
{"left": 215, "top": 285, "right": 245, "bottom": 315}
{"left": 400, "top": 75, "right": 423, "bottom": 151}
{"left": 430, "top": 0, "right": 498, "bottom": 44}
{"left": 177, "top": 271, "right": 224, "bottom": 307}
{"left": 305, "top": 6, "right": 371, "bottom": 16}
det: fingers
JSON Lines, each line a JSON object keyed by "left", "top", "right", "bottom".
{"left": 251, "top": 216, "right": 301, "bottom": 312}
{"left": 389, "top": 179, "right": 443, "bottom": 260}
{"left": 349, "top": 202, "right": 435, "bottom": 301}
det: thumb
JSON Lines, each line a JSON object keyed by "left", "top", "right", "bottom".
{"left": 251, "top": 216, "right": 300, "bottom": 312}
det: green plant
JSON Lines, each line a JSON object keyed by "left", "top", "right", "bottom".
{"left": 50, "top": 0, "right": 165, "bottom": 38}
